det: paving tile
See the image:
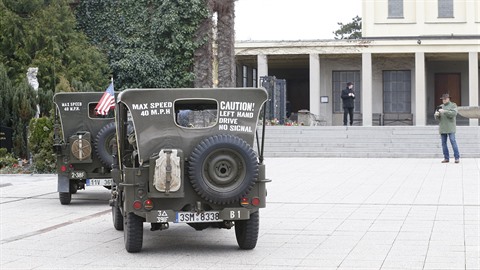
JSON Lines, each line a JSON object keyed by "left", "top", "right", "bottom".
{"left": 1, "top": 158, "right": 479, "bottom": 270}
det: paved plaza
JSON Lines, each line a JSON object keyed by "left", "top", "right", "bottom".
{"left": 1, "top": 158, "right": 479, "bottom": 269}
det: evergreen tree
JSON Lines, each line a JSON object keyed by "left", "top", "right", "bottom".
{"left": 0, "top": 0, "right": 110, "bottom": 116}
{"left": 333, "top": 16, "right": 362, "bottom": 40}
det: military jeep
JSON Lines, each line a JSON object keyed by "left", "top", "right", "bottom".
{"left": 53, "top": 92, "right": 117, "bottom": 205}
{"left": 111, "top": 88, "right": 269, "bottom": 253}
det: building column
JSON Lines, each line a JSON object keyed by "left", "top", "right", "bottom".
{"left": 468, "top": 52, "right": 479, "bottom": 126}
{"left": 309, "top": 54, "right": 321, "bottom": 116}
{"left": 415, "top": 52, "right": 426, "bottom": 126}
{"left": 362, "top": 53, "right": 373, "bottom": 126}
{"left": 257, "top": 54, "right": 268, "bottom": 84}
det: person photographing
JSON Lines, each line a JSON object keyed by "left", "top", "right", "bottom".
{"left": 434, "top": 93, "right": 460, "bottom": 163}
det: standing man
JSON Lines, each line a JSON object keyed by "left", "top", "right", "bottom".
{"left": 341, "top": 82, "right": 355, "bottom": 126}
{"left": 434, "top": 93, "right": 460, "bottom": 163}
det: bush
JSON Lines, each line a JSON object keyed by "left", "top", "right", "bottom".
{"left": 0, "top": 148, "right": 17, "bottom": 169}
{"left": 28, "top": 116, "right": 56, "bottom": 173}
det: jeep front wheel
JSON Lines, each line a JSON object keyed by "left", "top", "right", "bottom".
{"left": 124, "top": 212, "right": 143, "bottom": 253}
{"left": 188, "top": 134, "right": 258, "bottom": 205}
{"left": 235, "top": 211, "right": 259, "bottom": 250}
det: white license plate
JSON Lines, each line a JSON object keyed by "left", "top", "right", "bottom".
{"left": 175, "top": 211, "right": 222, "bottom": 223}
{"left": 70, "top": 171, "right": 86, "bottom": 179}
{"left": 86, "top": 178, "right": 113, "bottom": 186}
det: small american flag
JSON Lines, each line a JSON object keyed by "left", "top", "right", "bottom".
{"left": 95, "top": 81, "right": 115, "bottom": 115}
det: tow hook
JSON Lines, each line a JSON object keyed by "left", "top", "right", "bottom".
{"left": 151, "top": 223, "right": 169, "bottom": 231}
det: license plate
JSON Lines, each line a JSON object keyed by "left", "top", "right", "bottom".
{"left": 70, "top": 171, "right": 85, "bottom": 179}
{"left": 86, "top": 178, "right": 113, "bottom": 186}
{"left": 175, "top": 211, "right": 222, "bottom": 223}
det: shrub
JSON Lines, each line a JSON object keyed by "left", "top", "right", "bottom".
{"left": 28, "top": 116, "right": 56, "bottom": 173}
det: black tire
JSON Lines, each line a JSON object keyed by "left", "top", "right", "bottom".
{"left": 95, "top": 122, "right": 116, "bottom": 168}
{"left": 69, "top": 181, "right": 78, "bottom": 194}
{"left": 188, "top": 134, "right": 258, "bottom": 205}
{"left": 124, "top": 212, "right": 143, "bottom": 253}
{"left": 112, "top": 204, "right": 124, "bottom": 231}
{"left": 235, "top": 211, "right": 259, "bottom": 250}
{"left": 59, "top": 192, "right": 71, "bottom": 205}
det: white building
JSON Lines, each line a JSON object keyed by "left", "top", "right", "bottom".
{"left": 235, "top": 0, "right": 480, "bottom": 126}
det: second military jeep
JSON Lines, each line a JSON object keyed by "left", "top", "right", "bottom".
{"left": 53, "top": 92, "right": 117, "bottom": 205}
{"left": 111, "top": 87, "right": 269, "bottom": 252}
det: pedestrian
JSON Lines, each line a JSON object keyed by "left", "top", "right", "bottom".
{"left": 341, "top": 82, "right": 355, "bottom": 126}
{"left": 434, "top": 93, "right": 460, "bottom": 163}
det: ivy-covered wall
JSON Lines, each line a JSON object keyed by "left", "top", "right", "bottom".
{"left": 75, "top": 0, "right": 209, "bottom": 90}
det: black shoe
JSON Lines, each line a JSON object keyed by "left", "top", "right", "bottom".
{"left": 441, "top": 160, "right": 449, "bottom": 163}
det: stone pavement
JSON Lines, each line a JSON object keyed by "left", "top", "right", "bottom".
{"left": 0, "top": 158, "right": 479, "bottom": 270}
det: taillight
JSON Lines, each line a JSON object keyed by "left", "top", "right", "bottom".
{"left": 133, "top": 200, "right": 142, "bottom": 210}
{"left": 251, "top": 197, "right": 260, "bottom": 206}
{"left": 240, "top": 197, "right": 249, "bottom": 206}
{"left": 144, "top": 199, "right": 153, "bottom": 210}
{"left": 60, "top": 165, "right": 67, "bottom": 172}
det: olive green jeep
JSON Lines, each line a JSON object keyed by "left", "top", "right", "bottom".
{"left": 53, "top": 92, "right": 117, "bottom": 205}
{"left": 111, "top": 87, "right": 270, "bottom": 252}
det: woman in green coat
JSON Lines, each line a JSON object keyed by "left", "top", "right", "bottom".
{"left": 434, "top": 94, "right": 460, "bottom": 163}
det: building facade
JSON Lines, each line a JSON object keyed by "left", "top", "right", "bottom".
{"left": 235, "top": 0, "right": 480, "bottom": 126}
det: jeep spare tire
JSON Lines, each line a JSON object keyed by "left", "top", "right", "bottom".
{"left": 95, "top": 122, "right": 116, "bottom": 168}
{"left": 188, "top": 134, "right": 258, "bottom": 205}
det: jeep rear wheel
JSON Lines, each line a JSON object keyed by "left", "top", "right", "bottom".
{"left": 188, "top": 134, "right": 258, "bottom": 205}
{"left": 124, "top": 212, "right": 143, "bottom": 253}
{"left": 95, "top": 122, "right": 116, "bottom": 168}
{"left": 112, "top": 205, "right": 124, "bottom": 231}
{"left": 59, "top": 192, "right": 71, "bottom": 205}
{"left": 235, "top": 211, "right": 259, "bottom": 250}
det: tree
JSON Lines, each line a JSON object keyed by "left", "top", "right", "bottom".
{"left": 333, "top": 15, "right": 362, "bottom": 40}
{"left": 0, "top": 0, "right": 111, "bottom": 116}
{"left": 75, "top": 0, "right": 209, "bottom": 89}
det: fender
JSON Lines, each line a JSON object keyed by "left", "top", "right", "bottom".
{"left": 57, "top": 174, "right": 70, "bottom": 192}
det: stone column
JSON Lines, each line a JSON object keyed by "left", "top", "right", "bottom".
{"left": 257, "top": 54, "right": 268, "bottom": 83}
{"left": 415, "top": 52, "right": 426, "bottom": 126}
{"left": 468, "top": 52, "right": 479, "bottom": 126}
{"left": 362, "top": 53, "right": 373, "bottom": 126}
{"left": 309, "top": 54, "right": 321, "bottom": 116}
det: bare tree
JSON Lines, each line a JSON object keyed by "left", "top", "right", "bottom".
{"left": 194, "top": 0, "right": 236, "bottom": 88}
{"left": 194, "top": 0, "right": 214, "bottom": 88}
{"left": 214, "top": 0, "right": 235, "bottom": 87}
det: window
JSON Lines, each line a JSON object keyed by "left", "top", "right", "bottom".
{"left": 383, "top": 71, "right": 411, "bottom": 113}
{"left": 174, "top": 99, "right": 217, "bottom": 128}
{"left": 88, "top": 103, "right": 114, "bottom": 119}
{"left": 252, "top": 68, "right": 257, "bottom": 87}
{"left": 438, "top": 0, "right": 453, "bottom": 18}
{"left": 388, "top": 0, "right": 404, "bottom": 18}
{"left": 332, "top": 71, "right": 361, "bottom": 113}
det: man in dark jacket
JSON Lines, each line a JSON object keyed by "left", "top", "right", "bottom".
{"left": 341, "top": 82, "right": 355, "bottom": 126}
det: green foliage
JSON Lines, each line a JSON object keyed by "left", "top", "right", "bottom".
{"left": 28, "top": 116, "right": 56, "bottom": 173}
{"left": 0, "top": 0, "right": 111, "bottom": 116}
{"left": 75, "top": 0, "right": 209, "bottom": 89}
{"left": 333, "top": 16, "right": 362, "bottom": 40}
{"left": 0, "top": 63, "right": 14, "bottom": 127}
{"left": 11, "top": 80, "right": 37, "bottom": 158}
{"left": 0, "top": 148, "right": 17, "bottom": 169}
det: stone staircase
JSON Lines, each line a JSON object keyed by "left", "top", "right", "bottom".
{"left": 256, "top": 126, "right": 480, "bottom": 158}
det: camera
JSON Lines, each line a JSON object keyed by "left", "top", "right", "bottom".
{"left": 436, "top": 105, "right": 442, "bottom": 112}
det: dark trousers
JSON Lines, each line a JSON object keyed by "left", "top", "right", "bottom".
{"left": 343, "top": 107, "right": 354, "bottom": 125}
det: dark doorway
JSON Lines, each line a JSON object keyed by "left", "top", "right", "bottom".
{"left": 434, "top": 73, "right": 461, "bottom": 106}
